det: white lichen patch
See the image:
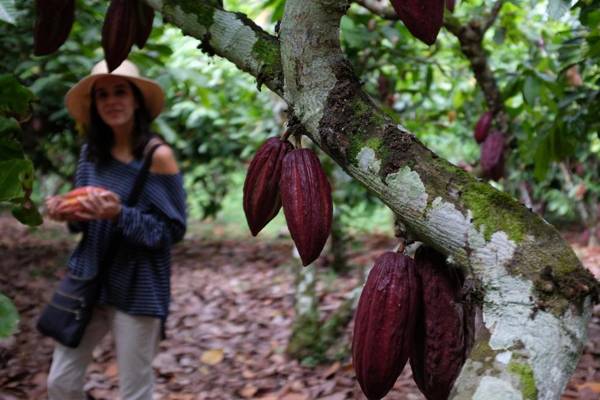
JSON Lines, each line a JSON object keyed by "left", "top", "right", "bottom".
{"left": 384, "top": 167, "right": 428, "bottom": 214}
{"left": 426, "top": 197, "right": 469, "bottom": 252}
{"left": 356, "top": 147, "right": 381, "bottom": 175}
{"left": 170, "top": 5, "right": 209, "bottom": 37}
{"left": 467, "top": 232, "right": 591, "bottom": 400}
{"left": 496, "top": 351, "right": 513, "bottom": 365}
{"left": 213, "top": 11, "right": 257, "bottom": 62}
{"left": 473, "top": 376, "right": 523, "bottom": 400}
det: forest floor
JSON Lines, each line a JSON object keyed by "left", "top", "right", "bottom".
{"left": 0, "top": 214, "right": 599, "bottom": 400}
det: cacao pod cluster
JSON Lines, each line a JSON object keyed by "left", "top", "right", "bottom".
{"left": 389, "top": 0, "right": 455, "bottom": 45}
{"left": 473, "top": 111, "right": 505, "bottom": 181}
{"left": 243, "top": 136, "right": 333, "bottom": 266}
{"left": 33, "top": 0, "right": 154, "bottom": 71}
{"left": 352, "top": 246, "right": 474, "bottom": 400}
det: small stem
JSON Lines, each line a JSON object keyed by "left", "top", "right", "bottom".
{"left": 395, "top": 238, "right": 406, "bottom": 254}
{"left": 282, "top": 129, "right": 293, "bottom": 141}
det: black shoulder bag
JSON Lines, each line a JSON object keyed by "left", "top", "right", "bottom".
{"left": 37, "top": 143, "right": 163, "bottom": 348}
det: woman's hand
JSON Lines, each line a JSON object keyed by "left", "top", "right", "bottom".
{"left": 45, "top": 196, "right": 73, "bottom": 222}
{"left": 74, "top": 190, "right": 122, "bottom": 221}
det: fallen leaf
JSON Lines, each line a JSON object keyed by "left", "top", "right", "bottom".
{"left": 200, "top": 349, "right": 224, "bottom": 365}
{"left": 104, "top": 362, "right": 118, "bottom": 378}
{"left": 577, "top": 382, "right": 600, "bottom": 393}
{"left": 322, "top": 361, "right": 341, "bottom": 379}
{"left": 239, "top": 384, "right": 258, "bottom": 398}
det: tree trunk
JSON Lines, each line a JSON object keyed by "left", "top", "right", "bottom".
{"left": 145, "top": 1, "right": 597, "bottom": 398}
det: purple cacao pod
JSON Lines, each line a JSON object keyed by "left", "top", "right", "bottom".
{"left": 102, "top": 0, "right": 137, "bottom": 72}
{"left": 243, "top": 137, "right": 293, "bottom": 237}
{"left": 410, "top": 246, "right": 474, "bottom": 400}
{"left": 480, "top": 131, "right": 505, "bottom": 181}
{"left": 474, "top": 111, "right": 493, "bottom": 144}
{"left": 353, "top": 252, "right": 420, "bottom": 400}
{"left": 390, "top": 0, "right": 445, "bottom": 45}
{"left": 135, "top": 1, "right": 155, "bottom": 49}
{"left": 280, "top": 149, "right": 332, "bottom": 266}
{"left": 33, "top": 0, "right": 75, "bottom": 56}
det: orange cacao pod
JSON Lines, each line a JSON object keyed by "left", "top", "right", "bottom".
{"left": 243, "top": 137, "right": 292, "bottom": 236}
{"left": 352, "top": 252, "right": 420, "bottom": 400}
{"left": 280, "top": 149, "right": 332, "bottom": 266}
{"left": 390, "top": 0, "right": 445, "bottom": 45}
{"left": 480, "top": 131, "right": 505, "bottom": 181}
{"left": 57, "top": 186, "right": 110, "bottom": 214}
{"left": 102, "top": 0, "right": 137, "bottom": 72}
{"left": 410, "top": 246, "right": 473, "bottom": 400}
{"left": 33, "top": 0, "right": 75, "bottom": 56}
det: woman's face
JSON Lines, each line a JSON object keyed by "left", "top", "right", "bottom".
{"left": 93, "top": 76, "right": 138, "bottom": 129}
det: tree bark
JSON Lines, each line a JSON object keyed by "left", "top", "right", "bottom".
{"left": 145, "top": 1, "right": 596, "bottom": 398}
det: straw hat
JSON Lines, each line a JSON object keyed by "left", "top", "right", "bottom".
{"left": 65, "top": 60, "right": 164, "bottom": 125}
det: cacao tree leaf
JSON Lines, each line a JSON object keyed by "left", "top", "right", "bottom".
{"left": 523, "top": 75, "right": 541, "bottom": 105}
{"left": 0, "top": 292, "right": 18, "bottom": 338}
{"left": 0, "top": 116, "right": 20, "bottom": 138}
{"left": 0, "top": 137, "right": 24, "bottom": 160}
{"left": 547, "top": 0, "right": 571, "bottom": 20}
{"left": 0, "top": 0, "right": 16, "bottom": 25}
{"left": 12, "top": 202, "right": 43, "bottom": 226}
{"left": 0, "top": 74, "right": 33, "bottom": 117}
{"left": 0, "top": 159, "right": 31, "bottom": 201}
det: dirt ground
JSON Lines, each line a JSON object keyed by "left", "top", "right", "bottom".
{"left": 0, "top": 215, "right": 598, "bottom": 400}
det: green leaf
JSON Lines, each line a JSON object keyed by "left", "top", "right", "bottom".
{"left": 0, "top": 137, "right": 24, "bottom": 160}
{"left": 0, "top": 74, "right": 34, "bottom": 117}
{"left": 12, "top": 202, "right": 43, "bottom": 226}
{"left": 547, "top": 0, "right": 571, "bottom": 20}
{"left": 0, "top": 0, "right": 17, "bottom": 25}
{"left": 0, "top": 159, "right": 32, "bottom": 201}
{"left": 523, "top": 76, "right": 541, "bottom": 105}
{"left": 0, "top": 116, "right": 20, "bottom": 138}
{"left": 0, "top": 292, "right": 18, "bottom": 338}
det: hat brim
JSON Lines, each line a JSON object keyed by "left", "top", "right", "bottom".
{"left": 65, "top": 74, "right": 165, "bottom": 125}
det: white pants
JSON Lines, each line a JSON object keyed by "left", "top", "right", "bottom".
{"left": 47, "top": 306, "right": 161, "bottom": 400}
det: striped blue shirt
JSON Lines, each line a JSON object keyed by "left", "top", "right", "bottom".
{"left": 67, "top": 144, "right": 187, "bottom": 319}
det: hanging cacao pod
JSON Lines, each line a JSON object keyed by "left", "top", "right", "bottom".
{"left": 353, "top": 252, "right": 420, "bottom": 400}
{"left": 243, "top": 137, "right": 293, "bottom": 236}
{"left": 135, "top": 0, "right": 154, "bottom": 48}
{"left": 389, "top": 0, "right": 445, "bottom": 45}
{"left": 480, "top": 131, "right": 505, "bottom": 181}
{"left": 410, "top": 246, "right": 474, "bottom": 400}
{"left": 280, "top": 149, "right": 332, "bottom": 266}
{"left": 446, "top": 0, "right": 456, "bottom": 12}
{"left": 102, "top": 0, "right": 137, "bottom": 72}
{"left": 33, "top": 0, "right": 75, "bottom": 56}
{"left": 474, "top": 111, "right": 493, "bottom": 144}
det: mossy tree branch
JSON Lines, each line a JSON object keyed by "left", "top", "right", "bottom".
{"left": 143, "top": 0, "right": 283, "bottom": 93}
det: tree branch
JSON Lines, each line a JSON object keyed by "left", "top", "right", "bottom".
{"left": 143, "top": 0, "right": 283, "bottom": 93}
{"left": 353, "top": 0, "right": 397, "bottom": 19}
{"left": 444, "top": 16, "right": 509, "bottom": 133}
{"left": 482, "top": 0, "right": 505, "bottom": 33}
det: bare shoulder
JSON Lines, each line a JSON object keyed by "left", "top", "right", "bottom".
{"left": 150, "top": 145, "right": 179, "bottom": 174}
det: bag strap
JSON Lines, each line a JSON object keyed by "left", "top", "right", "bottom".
{"left": 125, "top": 141, "right": 163, "bottom": 206}
{"left": 97, "top": 140, "right": 164, "bottom": 277}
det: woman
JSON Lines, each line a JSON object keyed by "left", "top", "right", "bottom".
{"left": 45, "top": 60, "right": 187, "bottom": 400}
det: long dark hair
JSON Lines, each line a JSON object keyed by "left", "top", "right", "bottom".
{"left": 86, "top": 81, "right": 154, "bottom": 164}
